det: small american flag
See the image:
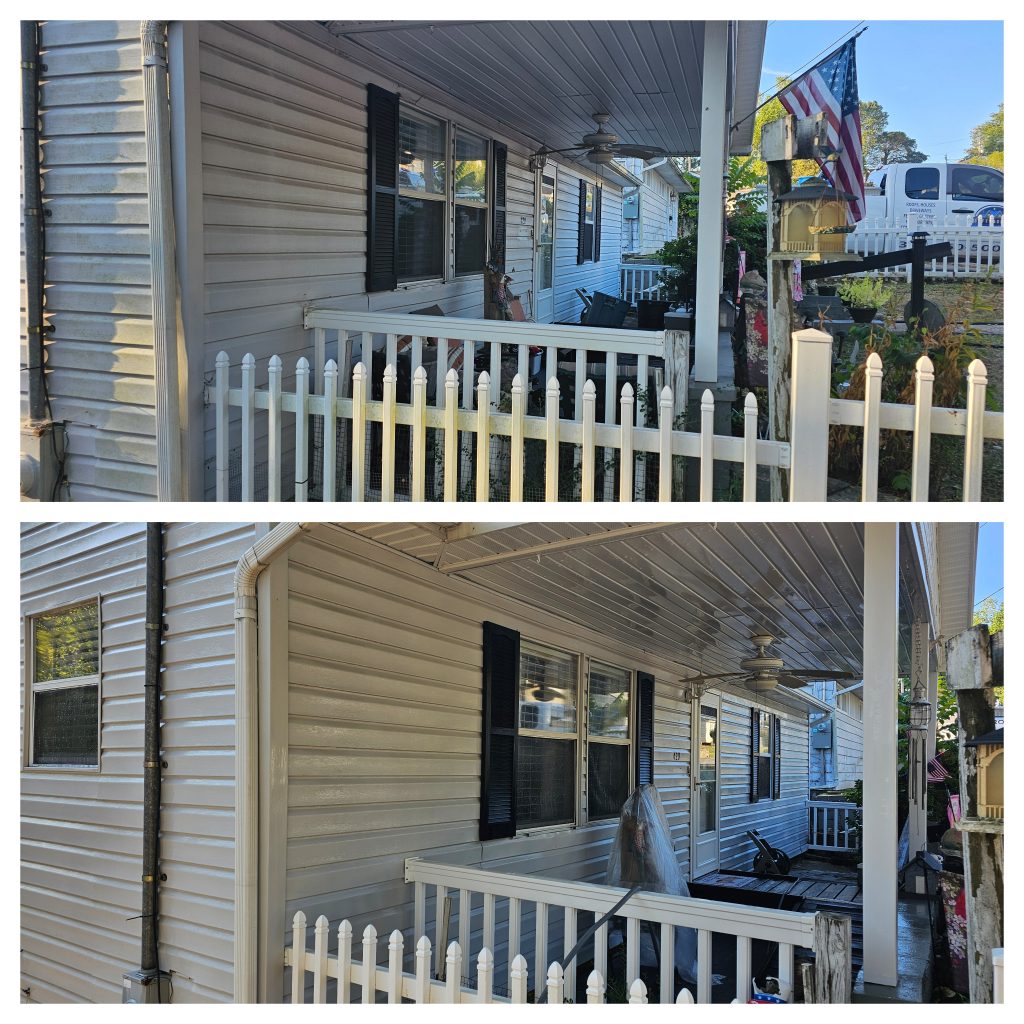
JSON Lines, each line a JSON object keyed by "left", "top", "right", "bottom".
{"left": 778, "top": 37, "right": 866, "bottom": 222}
{"left": 927, "top": 755, "right": 952, "bottom": 783}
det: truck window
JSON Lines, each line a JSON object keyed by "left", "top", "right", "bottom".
{"left": 949, "top": 165, "right": 1003, "bottom": 202}
{"left": 904, "top": 167, "right": 939, "bottom": 200}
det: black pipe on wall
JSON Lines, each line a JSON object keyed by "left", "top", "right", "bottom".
{"left": 21, "top": 20, "right": 45, "bottom": 422}
{"left": 142, "top": 524, "right": 165, "bottom": 984}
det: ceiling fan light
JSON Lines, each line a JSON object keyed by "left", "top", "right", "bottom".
{"left": 589, "top": 149, "right": 615, "bottom": 164}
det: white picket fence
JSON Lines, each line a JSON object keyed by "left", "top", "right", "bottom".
{"left": 807, "top": 800, "right": 861, "bottom": 853}
{"left": 846, "top": 215, "right": 1003, "bottom": 280}
{"left": 620, "top": 263, "right": 675, "bottom": 303}
{"left": 284, "top": 913, "right": 699, "bottom": 1004}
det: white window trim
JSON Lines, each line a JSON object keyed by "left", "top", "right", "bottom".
{"left": 23, "top": 598, "right": 102, "bottom": 773}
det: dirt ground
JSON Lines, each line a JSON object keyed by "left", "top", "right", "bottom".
{"left": 886, "top": 279, "right": 1003, "bottom": 323}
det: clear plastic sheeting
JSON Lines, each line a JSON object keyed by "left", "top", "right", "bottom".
{"left": 606, "top": 784, "right": 699, "bottom": 985}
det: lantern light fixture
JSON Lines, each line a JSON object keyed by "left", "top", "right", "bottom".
{"left": 908, "top": 681, "right": 931, "bottom": 732}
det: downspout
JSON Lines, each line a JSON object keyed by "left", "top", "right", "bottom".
{"left": 233, "top": 523, "right": 312, "bottom": 1002}
{"left": 21, "top": 21, "right": 45, "bottom": 423}
{"left": 141, "top": 523, "right": 169, "bottom": 997}
{"left": 141, "top": 22, "right": 184, "bottom": 501}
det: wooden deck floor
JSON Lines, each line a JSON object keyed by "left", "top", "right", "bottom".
{"left": 694, "top": 870, "right": 862, "bottom": 905}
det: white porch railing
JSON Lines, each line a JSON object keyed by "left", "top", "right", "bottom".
{"left": 620, "top": 263, "right": 675, "bottom": 302}
{"left": 846, "top": 215, "right": 1003, "bottom": 280}
{"left": 398, "top": 858, "right": 851, "bottom": 1004}
{"left": 283, "top": 913, "right": 697, "bottom": 1004}
{"left": 807, "top": 800, "right": 861, "bottom": 853}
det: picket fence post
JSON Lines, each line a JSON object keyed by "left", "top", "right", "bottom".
{"left": 411, "top": 366, "right": 427, "bottom": 501}
{"left": 443, "top": 369, "right": 458, "bottom": 502}
{"left": 581, "top": 379, "right": 596, "bottom": 501}
{"left": 215, "top": 351, "right": 229, "bottom": 501}
{"left": 322, "top": 359, "right": 337, "bottom": 502}
{"left": 963, "top": 358, "right": 988, "bottom": 501}
{"left": 861, "top": 352, "right": 883, "bottom": 501}
{"left": 510, "top": 374, "right": 525, "bottom": 501}
{"left": 351, "top": 362, "right": 366, "bottom": 502}
{"left": 294, "top": 357, "right": 309, "bottom": 503}
{"left": 381, "top": 364, "right": 396, "bottom": 502}
{"left": 788, "top": 327, "right": 833, "bottom": 501}
{"left": 545, "top": 377, "right": 560, "bottom": 501}
{"left": 619, "top": 382, "right": 634, "bottom": 502}
{"left": 291, "top": 910, "right": 306, "bottom": 1005}
{"left": 476, "top": 371, "right": 490, "bottom": 501}
{"left": 509, "top": 954, "right": 529, "bottom": 1004}
{"left": 910, "top": 355, "right": 935, "bottom": 501}
{"left": 338, "top": 919, "right": 352, "bottom": 1004}
{"left": 241, "top": 352, "right": 255, "bottom": 501}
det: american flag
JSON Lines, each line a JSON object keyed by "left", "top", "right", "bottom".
{"left": 927, "top": 755, "right": 952, "bottom": 783}
{"left": 778, "top": 38, "right": 866, "bottom": 222}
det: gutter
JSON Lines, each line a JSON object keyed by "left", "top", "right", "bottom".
{"left": 141, "top": 22, "right": 185, "bottom": 500}
{"left": 21, "top": 22, "right": 44, "bottom": 424}
{"left": 233, "top": 523, "right": 312, "bottom": 1002}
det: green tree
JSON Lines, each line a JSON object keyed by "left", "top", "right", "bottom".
{"left": 965, "top": 104, "right": 1003, "bottom": 161}
{"left": 858, "top": 100, "right": 889, "bottom": 169}
{"left": 867, "top": 130, "right": 927, "bottom": 168}
{"left": 973, "top": 597, "right": 1004, "bottom": 702}
{"left": 749, "top": 76, "right": 818, "bottom": 179}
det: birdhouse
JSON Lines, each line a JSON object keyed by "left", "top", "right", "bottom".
{"left": 774, "top": 181, "right": 858, "bottom": 260}
{"left": 965, "top": 728, "right": 1003, "bottom": 818}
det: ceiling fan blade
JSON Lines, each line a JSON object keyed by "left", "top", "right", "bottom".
{"left": 782, "top": 669, "right": 857, "bottom": 680}
{"left": 533, "top": 145, "right": 587, "bottom": 156}
{"left": 682, "top": 671, "right": 745, "bottom": 685}
{"left": 612, "top": 145, "right": 667, "bottom": 159}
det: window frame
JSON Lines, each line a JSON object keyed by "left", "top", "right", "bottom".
{"left": 756, "top": 710, "right": 774, "bottom": 801}
{"left": 903, "top": 166, "right": 940, "bottom": 201}
{"left": 581, "top": 181, "right": 597, "bottom": 263}
{"left": 24, "top": 598, "right": 102, "bottom": 772}
{"left": 396, "top": 102, "right": 491, "bottom": 287}
{"left": 584, "top": 658, "right": 633, "bottom": 823}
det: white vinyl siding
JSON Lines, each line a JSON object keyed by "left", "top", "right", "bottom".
{"left": 20, "top": 522, "right": 256, "bottom": 1003}
{"left": 834, "top": 706, "right": 864, "bottom": 789}
{"left": 552, "top": 164, "right": 623, "bottom": 324}
{"left": 24, "top": 22, "right": 158, "bottom": 500}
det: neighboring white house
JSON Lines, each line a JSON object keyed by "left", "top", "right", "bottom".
{"left": 20, "top": 521, "right": 975, "bottom": 1003}
{"left": 620, "top": 157, "right": 689, "bottom": 258}
{"left": 19, "top": 20, "right": 766, "bottom": 501}
{"left": 805, "top": 680, "right": 864, "bottom": 792}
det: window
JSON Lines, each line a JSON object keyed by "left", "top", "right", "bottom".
{"left": 749, "top": 709, "right": 780, "bottom": 803}
{"left": 397, "top": 108, "right": 447, "bottom": 282}
{"left": 837, "top": 691, "right": 863, "bottom": 721}
{"left": 576, "top": 180, "right": 602, "bottom": 264}
{"left": 756, "top": 711, "right": 773, "bottom": 799}
{"left": 587, "top": 662, "right": 631, "bottom": 820}
{"left": 454, "top": 130, "right": 488, "bottom": 276}
{"left": 517, "top": 642, "right": 579, "bottom": 829}
{"left": 27, "top": 601, "right": 100, "bottom": 767}
{"left": 904, "top": 167, "right": 940, "bottom": 200}
{"left": 949, "top": 165, "right": 1003, "bottom": 202}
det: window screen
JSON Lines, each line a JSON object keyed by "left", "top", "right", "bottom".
{"left": 588, "top": 742, "right": 629, "bottom": 820}
{"left": 33, "top": 684, "right": 99, "bottom": 766}
{"left": 398, "top": 109, "right": 446, "bottom": 281}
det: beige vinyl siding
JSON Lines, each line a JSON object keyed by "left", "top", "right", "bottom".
{"left": 20, "top": 522, "right": 256, "bottom": 1003}
{"left": 25, "top": 22, "right": 158, "bottom": 500}
{"left": 552, "top": 164, "right": 624, "bottom": 324}
{"left": 834, "top": 707, "right": 864, "bottom": 789}
{"left": 283, "top": 526, "right": 691, "bottom": 993}
{"left": 196, "top": 21, "right": 536, "bottom": 496}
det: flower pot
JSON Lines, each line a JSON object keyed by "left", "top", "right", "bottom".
{"left": 816, "top": 284, "right": 837, "bottom": 296}
{"left": 847, "top": 305, "right": 877, "bottom": 324}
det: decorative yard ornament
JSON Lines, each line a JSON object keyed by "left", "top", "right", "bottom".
{"left": 908, "top": 680, "right": 931, "bottom": 732}
{"left": 773, "top": 181, "right": 859, "bottom": 260}
{"left": 965, "top": 729, "right": 1004, "bottom": 819}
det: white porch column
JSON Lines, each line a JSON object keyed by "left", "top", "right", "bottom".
{"left": 862, "top": 523, "right": 899, "bottom": 987}
{"left": 693, "top": 21, "right": 729, "bottom": 383}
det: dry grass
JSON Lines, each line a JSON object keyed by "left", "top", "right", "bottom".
{"left": 885, "top": 279, "right": 1003, "bottom": 322}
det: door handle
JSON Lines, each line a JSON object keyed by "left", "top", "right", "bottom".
{"left": 952, "top": 208, "right": 973, "bottom": 214}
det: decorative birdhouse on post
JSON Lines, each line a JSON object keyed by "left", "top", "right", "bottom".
{"left": 965, "top": 728, "right": 1004, "bottom": 819}
{"left": 774, "top": 181, "right": 858, "bottom": 260}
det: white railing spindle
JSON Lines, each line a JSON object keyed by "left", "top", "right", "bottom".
{"left": 387, "top": 930, "right": 403, "bottom": 1004}
{"left": 291, "top": 910, "right": 306, "bottom": 1005}
{"left": 414, "top": 935, "right": 430, "bottom": 1004}
{"left": 338, "top": 920, "right": 352, "bottom": 1004}
{"left": 619, "top": 382, "right": 634, "bottom": 502}
{"left": 294, "top": 357, "right": 309, "bottom": 503}
{"left": 362, "top": 924, "right": 377, "bottom": 1004}
{"left": 312, "top": 914, "right": 329, "bottom": 1004}
{"left": 743, "top": 391, "right": 757, "bottom": 501}
{"left": 443, "top": 369, "right": 458, "bottom": 502}
{"left": 381, "top": 364, "right": 396, "bottom": 502}
{"left": 411, "top": 366, "right": 427, "bottom": 502}
{"left": 510, "top": 375, "right": 525, "bottom": 501}
{"left": 658, "top": 385, "right": 673, "bottom": 501}
{"left": 581, "top": 379, "right": 596, "bottom": 501}
{"left": 476, "top": 372, "right": 490, "bottom": 501}
{"left": 699, "top": 388, "right": 714, "bottom": 501}
{"left": 322, "top": 359, "right": 337, "bottom": 502}
{"left": 545, "top": 378, "right": 560, "bottom": 501}
{"left": 350, "top": 362, "right": 366, "bottom": 502}
{"left": 215, "top": 351, "right": 229, "bottom": 501}
{"left": 911, "top": 355, "right": 934, "bottom": 501}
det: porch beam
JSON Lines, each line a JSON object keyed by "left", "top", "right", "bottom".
{"left": 693, "top": 21, "right": 730, "bottom": 383}
{"left": 441, "top": 523, "right": 525, "bottom": 543}
{"left": 435, "top": 523, "right": 674, "bottom": 574}
{"left": 862, "top": 523, "right": 899, "bottom": 987}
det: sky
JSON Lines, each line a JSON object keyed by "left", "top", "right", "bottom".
{"left": 974, "top": 522, "right": 1004, "bottom": 614}
{"left": 761, "top": 21, "right": 1003, "bottom": 162}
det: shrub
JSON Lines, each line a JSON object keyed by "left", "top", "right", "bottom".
{"left": 836, "top": 277, "right": 894, "bottom": 309}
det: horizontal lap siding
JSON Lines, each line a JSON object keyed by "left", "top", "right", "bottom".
{"left": 21, "top": 522, "right": 255, "bottom": 1003}
{"left": 718, "top": 694, "right": 811, "bottom": 871}
{"left": 197, "top": 21, "right": 536, "bottom": 497}
{"left": 29, "top": 22, "right": 157, "bottom": 500}
{"left": 834, "top": 709, "right": 864, "bottom": 789}
{"left": 553, "top": 164, "right": 623, "bottom": 324}
{"left": 284, "top": 528, "right": 691, "bottom": 993}
{"left": 638, "top": 170, "right": 676, "bottom": 255}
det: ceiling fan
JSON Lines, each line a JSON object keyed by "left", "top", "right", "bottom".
{"left": 530, "top": 113, "right": 666, "bottom": 170}
{"left": 680, "top": 634, "right": 856, "bottom": 697}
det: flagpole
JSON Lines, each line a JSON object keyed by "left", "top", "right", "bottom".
{"left": 730, "top": 25, "right": 869, "bottom": 134}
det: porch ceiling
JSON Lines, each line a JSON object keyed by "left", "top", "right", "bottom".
{"left": 335, "top": 522, "right": 923, "bottom": 684}
{"left": 318, "top": 21, "right": 766, "bottom": 157}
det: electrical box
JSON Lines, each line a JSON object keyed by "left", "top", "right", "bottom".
{"left": 122, "top": 971, "right": 172, "bottom": 1004}
{"left": 20, "top": 420, "right": 65, "bottom": 501}
{"left": 810, "top": 720, "right": 833, "bottom": 749}
{"left": 623, "top": 192, "right": 639, "bottom": 220}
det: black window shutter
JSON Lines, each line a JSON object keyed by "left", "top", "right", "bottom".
{"left": 773, "top": 715, "right": 782, "bottom": 800}
{"left": 366, "top": 84, "right": 399, "bottom": 293}
{"left": 635, "top": 671, "right": 655, "bottom": 787}
{"left": 577, "top": 178, "right": 587, "bottom": 264}
{"left": 490, "top": 141, "right": 508, "bottom": 271}
{"left": 749, "top": 707, "right": 760, "bottom": 803}
{"left": 481, "top": 621, "right": 520, "bottom": 840}
{"left": 594, "top": 185, "right": 603, "bottom": 262}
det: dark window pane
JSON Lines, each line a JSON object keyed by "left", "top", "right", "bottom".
{"left": 455, "top": 205, "right": 486, "bottom": 276}
{"left": 904, "top": 168, "right": 939, "bottom": 200}
{"left": 588, "top": 742, "right": 629, "bottom": 820}
{"left": 516, "top": 736, "right": 575, "bottom": 828}
{"left": 33, "top": 685, "right": 98, "bottom": 766}
{"left": 519, "top": 643, "right": 577, "bottom": 733}
{"left": 582, "top": 223, "right": 594, "bottom": 263}
{"left": 33, "top": 603, "right": 99, "bottom": 683}
{"left": 757, "top": 754, "right": 772, "bottom": 799}
{"left": 397, "top": 197, "right": 444, "bottom": 281}
{"left": 949, "top": 166, "right": 1003, "bottom": 202}
{"left": 588, "top": 663, "right": 630, "bottom": 738}
{"left": 398, "top": 110, "right": 446, "bottom": 196}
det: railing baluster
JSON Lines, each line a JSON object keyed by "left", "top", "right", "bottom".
{"left": 581, "top": 379, "right": 596, "bottom": 501}
{"left": 294, "top": 357, "right": 309, "bottom": 503}
{"left": 574, "top": 349, "right": 586, "bottom": 421}
{"left": 594, "top": 921, "right": 608, "bottom": 984}
{"left": 323, "top": 359, "right": 338, "bottom": 502}
{"left": 777, "top": 941, "right": 794, "bottom": 1001}
{"left": 350, "top": 362, "right": 366, "bottom": 502}
{"left": 337, "top": 919, "right": 352, "bottom": 1004}
{"left": 626, "top": 917, "right": 640, "bottom": 985}
{"left": 462, "top": 341, "right": 474, "bottom": 411}
{"left": 291, "top": 910, "right": 306, "bottom": 1005}
{"left": 660, "top": 922, "right": 675, "bottom": 1003}
{"left": 636, "top": 353, "right": 648, "bottom": 426}
{"left": 619, "top": 382, "right": 634, "bottom": 502}
{"left": 313, "top": 328, "right": 326, "bottom": 391}
{"left": 385, "top": 332, "right": 398, "bottom": 378}
{"left": 387, "top": 930, "right": 403, "bottom": 1004}
{"left": 458, "top": 889, "right": 471, "bottom": 974}
{"left": 215, "top": 351, "right": 229, "bottom": 501}
{"left": 414, "top": 881, "right": 426, "bottom": 950}
{"left": 267, "top": 354, "right": 282, "bottom": 502}
{"left": 482, "top": 893, "right": 496, "bottom": 966}
{"left": 697, "top": 928, "right": 712, "bottom": 1003}
{"left": 381, "top": 363, "right": 396, "bottom": 502}
{"left": 699, "top": 387, "right": 714, "bottom": 501}
{"left": 963, "top": 358, "right": 987, "bottom": 501}
{"left": 510, "top": 374, "right": 525, "bottom": 501}
{"left": 545, "top": 345, "right": 556, "bottom": 388}
{"left": 517, "top": 343, "right": 529, "bottom": 407}
{"left": 658, "top": 385, "right": 673, "bottom": 501}
{"left": 604, "top": 352, "right": 617, "bottom": 501}
{"left": 545, "top": 378, "right": 560, "bottom": 501}
{"left": 743, "top": 391, "right": 758, "bottom": 501}
{"left": 412, "top": 366, "right": 427, "bottom": 501}
{"left": 443, "top": 369, "right": 458, "bottom": 502}
{"left": 362, "top": 924, "right": 377, "bottom": 1004}
{"left": 241, "top": 352, "right": 255, "bottom": 501}
{"left": 359, "top": 331, "right": 371, "bottom": 377}
{"left": 736, "top": 935, "right": 752, "bottom": 1003}
{"left": 861, "top": 351, "right": 883, "bottom": 501}
{"left": 435, "top": 338, "right": 449, "bottom": 410}
{"left": 414, "top": 936, "right": 430, "bottom": 1004}
{"left": 434, "top": 884, "right": 448, "bottom": 978}
{"left": 489, "top": 341, "right": 500, "bottom": 409}
{"left": 563, "top": 908, "right": 577, "bottom": 1004}
{"left": 535, "top": 902, "right": 549, "bottom": 994}
{"left": 508, "top": 897, "right": 522, "bottom": 994}
{"left": 476, "top": 371, "right": 491, "bottom": 501}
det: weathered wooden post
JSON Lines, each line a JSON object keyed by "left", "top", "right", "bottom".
{"left": 812, "top": 911, "right": 852, "bottom": 1003}
{"left": 944, "top": 623, "right": 1004, "bottom": 1004}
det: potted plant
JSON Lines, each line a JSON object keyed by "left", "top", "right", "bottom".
{"left": 814, "top": 278, "right": 839, "bottom": 297}
{"left": 836, "top": 277, "right": 894, "bottom": 323}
